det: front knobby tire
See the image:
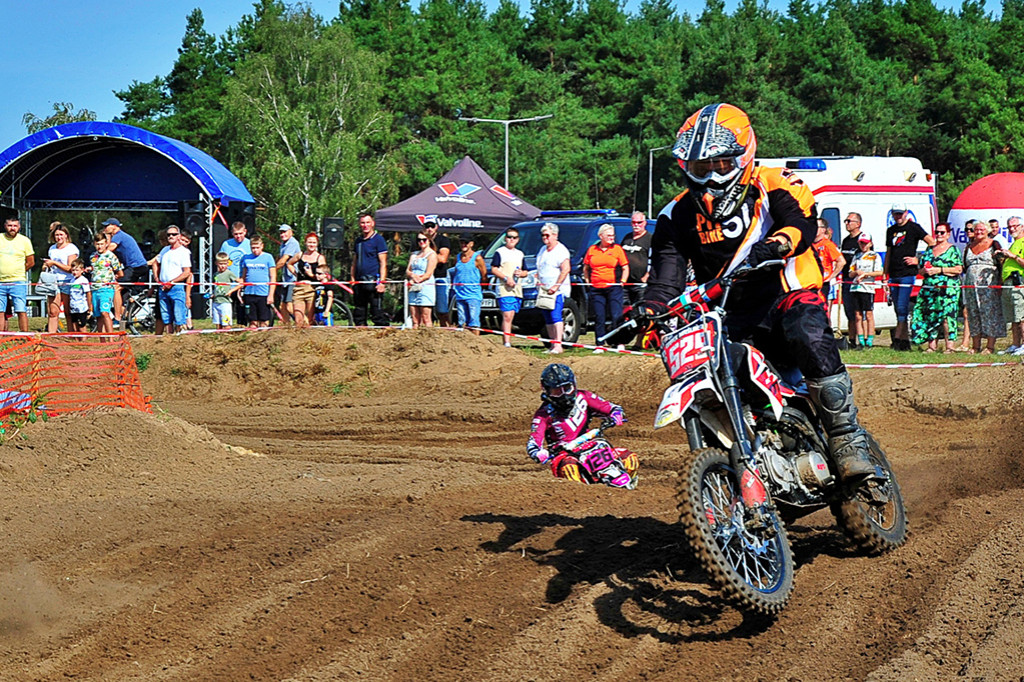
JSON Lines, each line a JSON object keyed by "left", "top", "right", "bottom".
{"left": 676, "top": 447, "right": 795, "bottom": 615}
{"left": 832, "top": 433, "right": 908, "bottom": 555}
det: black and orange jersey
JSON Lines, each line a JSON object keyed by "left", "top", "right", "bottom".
{"left": 646, "top": 165, "right": 820, "bottom": 319}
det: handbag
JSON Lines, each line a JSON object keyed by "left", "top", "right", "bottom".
{"left": 36, "top": 268, "right": 60, "bottom": 298}
{"left": 408, "top": 282, "right": 423, "bottom": 293}
{"left": 535, "top": 288, "right": 558, "bottom": 310}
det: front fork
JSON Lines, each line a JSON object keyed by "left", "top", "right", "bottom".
{"left": 717, "top": 342, "right": 770, "bottom": 512}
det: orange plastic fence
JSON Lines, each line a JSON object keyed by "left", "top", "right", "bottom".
{"left": 0, "top": 333, "right": 151, "bottom": 419}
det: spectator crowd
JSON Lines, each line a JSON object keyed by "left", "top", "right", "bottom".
{"left": 5, "top": 207, "right": 1024, "bottom": 357}
{"left": 827, "top": 207, "right": 1024, "bottom": 354}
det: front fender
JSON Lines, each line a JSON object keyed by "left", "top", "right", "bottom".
{"left": 654, "top": 373, "right": 718, "bottom": 429}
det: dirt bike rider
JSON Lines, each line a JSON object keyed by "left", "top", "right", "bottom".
{"left": 527, "top": 363, "right": 638, "bottom": 486}
{"left": 630, "top": 102, "right": 877, "bottom": 486}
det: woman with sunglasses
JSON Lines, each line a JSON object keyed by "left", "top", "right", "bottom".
{"left": 405, "top": 233, "right": 437, "bottom": 328}
{"left": 909, "top": 222, "right": 962, "bottom": 352}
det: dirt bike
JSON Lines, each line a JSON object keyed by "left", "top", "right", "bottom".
{"left": 123, "top": 285, "right": 157, "bottom": 335}
{"left": 603, "top": 260, "right": 907, "bottom": 615}
{"left": 550, "top": 421, "right": 638, "bottom": 490}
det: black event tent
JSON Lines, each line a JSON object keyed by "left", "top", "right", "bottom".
{"left": 374, "top": 156, "right": 541, "bottom": 233}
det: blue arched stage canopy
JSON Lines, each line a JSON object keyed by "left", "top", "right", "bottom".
{"left": 0, "top": 121, "right": 253, "bottom": 212}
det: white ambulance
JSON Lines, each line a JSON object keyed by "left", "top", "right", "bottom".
{"left": 757, "top": 156, "right": 939, "bottom": 332}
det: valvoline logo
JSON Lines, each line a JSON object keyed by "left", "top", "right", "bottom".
{"left": 439, "top": 182, "right": 480, "bottom": 197}
{"left": 490, "top": 185, "right": 514, "bottom": 199}
{"left": 415, "top": 214, "right": 439, "bottom": 226}
{"left": 491, "top": 184, "right": 524, "bottom": 206}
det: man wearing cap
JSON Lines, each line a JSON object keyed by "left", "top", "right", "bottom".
{"left": 102, "top": 218, "right": 148, "bottom": 328}
{"left": 275, "top": 224, "right": 301, "bottom": 325}
{"left": 0, "top": 217, "right": 34, "bottom": 332}
{"left": 423, "top": 221, "right": 452, "bottom": 326}
{"left": 884, "top": 203, "right": 935, "bottom": 350}
{"left": 350, "top": 213, "right": 389, "bottom": 326}
{"left": 218, "top": 221, "right": 251, "bottom": 327}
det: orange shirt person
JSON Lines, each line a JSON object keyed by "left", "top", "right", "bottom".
{"left": 813, "top": 218, "right": 845, "bottom": 305}
{"left": 583, "top": 224, "right": 630, "bottom": 351}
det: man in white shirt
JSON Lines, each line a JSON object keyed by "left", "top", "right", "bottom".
{"left": 490, "top": 228, "right": 527, "bottom": 347}
{"left": 155, "top": 226, "right": 193, "bottom": 335}
{"left": 536, "top": 222, "right": 571, "bottom": 354}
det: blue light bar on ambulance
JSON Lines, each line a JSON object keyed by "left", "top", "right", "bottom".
{"left": 784, "top": 158, "right": 827, "bottom": 171}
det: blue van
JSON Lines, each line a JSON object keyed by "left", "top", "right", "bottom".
{"left": 476, "top": 210, "right": 652, "bottom": 343}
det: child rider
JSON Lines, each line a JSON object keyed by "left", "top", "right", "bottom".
{"left": 526, "top": 363, "right": 638, "bottom": 487}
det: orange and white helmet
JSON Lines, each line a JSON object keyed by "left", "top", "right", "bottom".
{"left": 672, "top": 103, "right": 758, "bottom": 221}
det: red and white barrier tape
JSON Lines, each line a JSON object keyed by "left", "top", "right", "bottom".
{"left": 448, "top": 324, "right": 657, "bottom": 357}
{"left": 845, "top": 361, "right": 1018, "bottom": 369}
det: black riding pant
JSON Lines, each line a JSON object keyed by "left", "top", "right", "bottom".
{"left": 352, "top": 283, "right": 388, "bottom": 326}
{"left": 728, "top": 289, "right": 844, "bottom": 380}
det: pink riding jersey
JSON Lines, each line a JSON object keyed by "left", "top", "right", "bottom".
{"left": 526, "top": 390, "right": 623, "bottom": 459}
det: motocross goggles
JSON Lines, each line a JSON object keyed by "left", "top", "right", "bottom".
{"left": 679, "top": 155, "right": 743, "bottom": 187}
{"left": 546, "top": 383, "right": 576, "bottom": 398}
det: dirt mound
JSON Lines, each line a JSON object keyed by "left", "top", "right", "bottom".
{"left": 854, "top": 363, "right": 1024, "bottom": 416}
{"left": 2, "top": 330, "right": 1024, "bottom": 680}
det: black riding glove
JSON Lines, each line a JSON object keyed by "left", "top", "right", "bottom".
{"left": 747, "top": 239, "right": 790, "bottom": 267}
{"left": 605, "top": 301, "right": 670, "bottom": 346}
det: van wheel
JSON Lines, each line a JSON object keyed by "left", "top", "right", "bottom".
{"left": 561, "top": 298, "right": 582, "bottom": 344}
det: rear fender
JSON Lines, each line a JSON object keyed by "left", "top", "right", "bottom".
{"left": 654, "top": 373, "right": 719, "bottom": 429}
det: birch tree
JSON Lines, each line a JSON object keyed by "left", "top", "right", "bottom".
{"left": 223, "top": 6, "right": 395, "bottom": 232}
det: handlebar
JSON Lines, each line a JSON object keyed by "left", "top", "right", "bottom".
{"left": 598, "top": 259, "right": 786, "bottom": 344}
{"left": 552, "top": 421, "right": 617, "bottom": 454}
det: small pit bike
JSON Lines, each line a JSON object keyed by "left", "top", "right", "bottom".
{"left": 550, "top": 421, "right": 638, "bottom": 490}
{"left": 603, "top": 261, "right": 907, "bottom": 615}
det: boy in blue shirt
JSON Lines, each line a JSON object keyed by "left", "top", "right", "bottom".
{"left": 238, "top": 236, "right": 277, "bottom": 327}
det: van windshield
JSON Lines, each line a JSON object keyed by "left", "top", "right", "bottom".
{"left": 483, "top": 225, "right": 589, "bottom": 262}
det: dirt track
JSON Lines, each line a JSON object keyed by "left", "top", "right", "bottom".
{"left": 2, "top": 328, "right": 1023, "bottom": 681}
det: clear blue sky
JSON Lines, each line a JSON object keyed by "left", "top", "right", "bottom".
{"left": 1, "top": 0, "right": 968, "bottom": 154}
{"left": 0, "top": 0, "right": 338, "bottom": 150}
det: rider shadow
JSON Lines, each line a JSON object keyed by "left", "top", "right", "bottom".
{"left": 463, "top": 512, "right": 774, "bottom": 643}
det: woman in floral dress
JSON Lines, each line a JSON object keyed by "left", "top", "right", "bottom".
{"left": 910, "top": 223, "right": 962, "bottom": 352}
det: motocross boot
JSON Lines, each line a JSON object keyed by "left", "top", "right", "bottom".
{"left": 553, "top": 455, "right": 584, "bottom": 483}
{"left": 805, "top": 371, "right": 880, "bottom": 485}
{"left": 620, "top": 452, "right": 639, "bottom": 479}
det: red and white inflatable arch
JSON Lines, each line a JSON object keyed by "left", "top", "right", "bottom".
{"left": 947, "top": 172, "right": 1024, "bottom": 245}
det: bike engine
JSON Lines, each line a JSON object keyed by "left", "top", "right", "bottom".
{"left": 795, "top": 451, "right": 834, "bottom": 489}
{"left": 758, "top": 430, "right": 834, "bottom": 502}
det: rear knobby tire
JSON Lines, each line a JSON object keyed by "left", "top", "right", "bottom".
{"left": 832, "top": 433, "right": 908, "bottom": 555}
{"left": 676, "top": 447, "right": 794, "bottom": 615}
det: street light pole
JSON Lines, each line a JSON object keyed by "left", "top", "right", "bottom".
{"left": 648, "top": 144, "right": 672, "bottom": 218}
{"left": 458, "top": 114, "right": 554, "bottom": 190}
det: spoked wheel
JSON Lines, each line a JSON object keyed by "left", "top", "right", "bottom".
{"left": 330, "top": 301, "right": 356, "bottom": 327}
{"left": 676, "top": 447, "right": 794, "bottom": 615}
{"left": 832, "top": 433, "right": 908, "bottom": 555}
{"left": 124, "top": 299, "right": 155, "bottom": 336}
